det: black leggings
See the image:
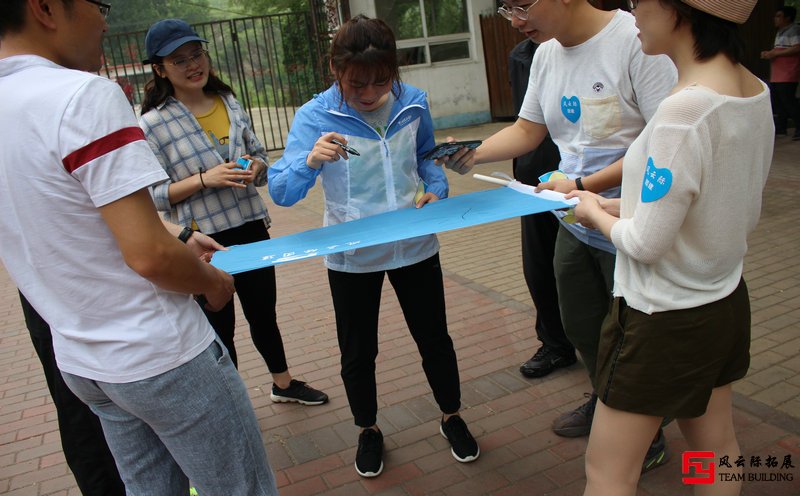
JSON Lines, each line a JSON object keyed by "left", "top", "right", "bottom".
{"left": 203, "top": 220, "right": 288, "bottom": 372}
{"left": 328, "top": 253, "right": 461, "bottom": 427}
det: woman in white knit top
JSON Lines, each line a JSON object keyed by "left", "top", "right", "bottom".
{"left": 568, "top": 1, "right": 772, "bottom": 495}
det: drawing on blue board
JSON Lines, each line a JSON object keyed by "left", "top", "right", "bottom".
{"left": 211, "top": 187, "right": 573, "bottom": 274}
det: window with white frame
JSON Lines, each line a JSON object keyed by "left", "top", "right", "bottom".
{"left": 375, "top": 0, "right": 471, "bottom": 67}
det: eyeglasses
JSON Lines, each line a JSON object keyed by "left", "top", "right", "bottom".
{"left": 497, "top": 1, "right": 540, "bottom": 21}
{"left": 162, "top": 50, "right": 209, "bottom": 70}
{"left": 84, "top": 0, "right": 111, "bottom": 19}
{"left": 626, "top": 0, "right": 639, "bottom": 9}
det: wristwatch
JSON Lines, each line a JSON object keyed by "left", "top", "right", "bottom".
{"left": 178, "top": 226, "right": 194, "bottom": 243}
{"left": 575, "top": 176, "right": 585, "bottom": 191}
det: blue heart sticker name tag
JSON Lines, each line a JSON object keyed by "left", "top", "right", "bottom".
{"left": 561, "top": 96, "right": 581, "bottom": 123}
{"left": 641, "top": 157, "right": 672, "bottom": 203}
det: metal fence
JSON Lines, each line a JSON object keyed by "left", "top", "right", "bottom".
{"left": 101, "top": 13, "right": 330, "bottom": 151}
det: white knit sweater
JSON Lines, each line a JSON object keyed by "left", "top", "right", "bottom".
{"left": 611, "top": 83, "right": 774, "bottom": 314}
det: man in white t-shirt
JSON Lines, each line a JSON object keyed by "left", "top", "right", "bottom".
{"left": 0, "top": 1, "right": 277, "bottom": 494}
{"left": 443, "top": 0, "right": 676, "bottom": 471}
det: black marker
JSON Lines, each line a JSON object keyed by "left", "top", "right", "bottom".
{"left": 332, "top": 139, "right": 360, "bottom": 156}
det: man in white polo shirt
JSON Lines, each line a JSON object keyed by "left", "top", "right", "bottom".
{"left": 0, "top": 1, "right": 277, "bottom": 494}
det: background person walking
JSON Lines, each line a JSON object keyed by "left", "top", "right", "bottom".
{"left": 761, "top": 6, "right": 800, "bottom": 140}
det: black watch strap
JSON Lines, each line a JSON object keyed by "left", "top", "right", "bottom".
{"left": 575, "top": 176, "right": 585, "bottom": 191}
{"left": 178, "top": 227, "right": 194, "bottom": 243}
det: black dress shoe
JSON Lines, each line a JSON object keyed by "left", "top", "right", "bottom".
{"left": 520, "top": 345, "right": 577, "bottom": 378}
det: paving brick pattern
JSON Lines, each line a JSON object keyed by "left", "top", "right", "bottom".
{"left": 0, "top": 124, "right": 797, "bottom": 495}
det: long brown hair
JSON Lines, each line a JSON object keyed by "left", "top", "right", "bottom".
{"left": 329, "top": 15, "right": 402, "bottom": 103}
{"left": 140, "top": 54, "right": 235, "bottom": 116}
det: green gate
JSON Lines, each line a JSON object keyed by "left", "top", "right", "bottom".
{"left": 100, "top": 13, "right": 331, "bottom": 151}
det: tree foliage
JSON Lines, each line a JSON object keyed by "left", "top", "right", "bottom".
{"left": 376, "top": 0, "right": 469, "bottom": 40}
{"left": 106, "top": 0, "right": 243, "bottom": 34}
{"left": 231, "top": 0, "right": 306, "bottom": 16}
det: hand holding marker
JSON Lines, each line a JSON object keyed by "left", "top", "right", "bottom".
{"left": 332, "top": 139, "right": 360, "bottom": 156}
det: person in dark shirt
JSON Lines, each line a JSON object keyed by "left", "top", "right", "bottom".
{"left": 508, "top": 39, "right": 577, "bottom": 380}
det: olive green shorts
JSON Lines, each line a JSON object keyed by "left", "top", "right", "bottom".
{"left": 596, "top": 278, "right": 750, "bottom": 419}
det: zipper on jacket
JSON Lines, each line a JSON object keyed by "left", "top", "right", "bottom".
{"left": 327, "top": 103, "right": 424, "bottom": 141}
{"left": 328, "top": 103, "right": 424, "bottom": 160}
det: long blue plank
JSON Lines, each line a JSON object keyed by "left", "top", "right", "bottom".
{"left": 211, "top": 187, "right": 571, "bottom": 274}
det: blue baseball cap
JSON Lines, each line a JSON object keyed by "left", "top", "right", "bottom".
{"left": 143, "top": 19, "right": 207, "bottom": 64}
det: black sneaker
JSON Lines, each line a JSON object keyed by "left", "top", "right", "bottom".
{"left": 552, "top": 392, "right": 597, "bottom": 437}
{"left": 270, "top": 379, "right": 328, "bottom": 405}
{"left": 519, "top": 345, "right": 577, "bottom": 378}
{"left": 440, "top": 415, "right": 480, "bottom": 463}
{"left": 355, "top": 428, "right": 384, "bottom": 478}
{"left": 642, "top": 428, "right": 669, "bottom": 473}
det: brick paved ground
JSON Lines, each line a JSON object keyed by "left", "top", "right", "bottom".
{"left": 0, "top": 124, "right": 797, "bottom": 495}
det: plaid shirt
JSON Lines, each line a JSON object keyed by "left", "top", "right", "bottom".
{"left": 139, "top": 93, "right": 270, "bottom": 234}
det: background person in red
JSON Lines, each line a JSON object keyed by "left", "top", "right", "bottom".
{"left": 761, "top": 6, "right": 800, "bottom": 140}
{"left": 118, "top": 77, "right": 134, "bottom": 105}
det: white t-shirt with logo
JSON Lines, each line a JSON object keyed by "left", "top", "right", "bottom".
{"left": 0, "top": 55, "right": 215, "bottom": 383}
{"left": 519, "top": 10, "right": 677, "bottom": 253}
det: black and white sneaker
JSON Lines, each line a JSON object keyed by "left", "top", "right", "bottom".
{"left": 355, "top": 428, "right": 384, "bottom": 478}
{"left": 440, "top": 415, "right": 480, "bottom": 463}
{"left": 270, "top": 379, "right": 328, "bottom": 405}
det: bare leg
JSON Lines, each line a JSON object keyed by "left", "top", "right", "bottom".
{"left": 584, "top": 400, "right": 662, "bottom": 496}
{"left": 677, "top": 385, "right": 741, "bottom": 496}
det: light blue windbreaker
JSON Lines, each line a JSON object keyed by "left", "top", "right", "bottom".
{"left": 269, "top": 82, "right": 448, "bottom": 273}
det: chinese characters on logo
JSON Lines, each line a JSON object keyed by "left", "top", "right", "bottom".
{"left": 682, "top": 452, "right": 795, "bottom": 484}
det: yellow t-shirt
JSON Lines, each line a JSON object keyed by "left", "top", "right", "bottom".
{"left": 195, "top": 94, "right": 231, "bottom": 161}
{"left": 192, "top": 95, "right": 232, "bottom": 230}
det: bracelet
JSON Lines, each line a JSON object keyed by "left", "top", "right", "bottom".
{"left": 575, "top": 176, "right": 585, "bottom": 191}
{"left": 178, "top": 226, "right": 193, "bottom": 243}
{"left": 199, "top": 171, "right": 206, "bottom": 189}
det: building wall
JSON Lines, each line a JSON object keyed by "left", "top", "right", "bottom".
{"left": 347, "top": 0, "right": 495, "bottom": 129}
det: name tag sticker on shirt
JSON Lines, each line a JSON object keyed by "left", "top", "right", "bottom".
{"left": 561, "top": 96, "right": 581, "bottom": 123}
{"left": 641, "top": 157, "right": 673, "bottom": 203}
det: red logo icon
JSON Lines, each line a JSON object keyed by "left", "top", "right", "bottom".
{"left": 682, "top": 451, "right": 716, "bottom": 484}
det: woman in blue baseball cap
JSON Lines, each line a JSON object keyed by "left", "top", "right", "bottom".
{"left": 139, "top": 19, "right": 329, "bottom": 407}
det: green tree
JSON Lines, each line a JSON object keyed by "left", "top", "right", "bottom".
{"left": 231, "top": 0, "right": 305, "bottom": 15}
{"left": 107, "top": 0, "right": 222, "bottom": 34}
{"left": 376, "top": 0, "right": 469, "bottom": 40}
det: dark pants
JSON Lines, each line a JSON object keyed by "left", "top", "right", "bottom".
{"left": 553, "top": 226, "right": 615, "bottom": 387}
{"left": 771, "top": 81, "right": 800, "bottom": 133}
{"left": 520, "top": 213, "right": 575, "bottom": 356}
{"left": 19, "top": 293, "right": 125, "bottom": 496}
{"left": 328, "top": 254, "right": 461, "bottom": 427}
{"left": 514, "top": 136, "right": 575, "bottom": 358}
{"left": 203, "top": 220, "right": 288, "bottom": 372}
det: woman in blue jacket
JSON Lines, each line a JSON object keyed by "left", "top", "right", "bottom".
{"left": 269, "top": 15, "right": 479, "bottom": 478}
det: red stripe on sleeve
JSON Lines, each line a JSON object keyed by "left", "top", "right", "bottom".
{"left": 62, "top": 127, "right": 146, "bottom": 173}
